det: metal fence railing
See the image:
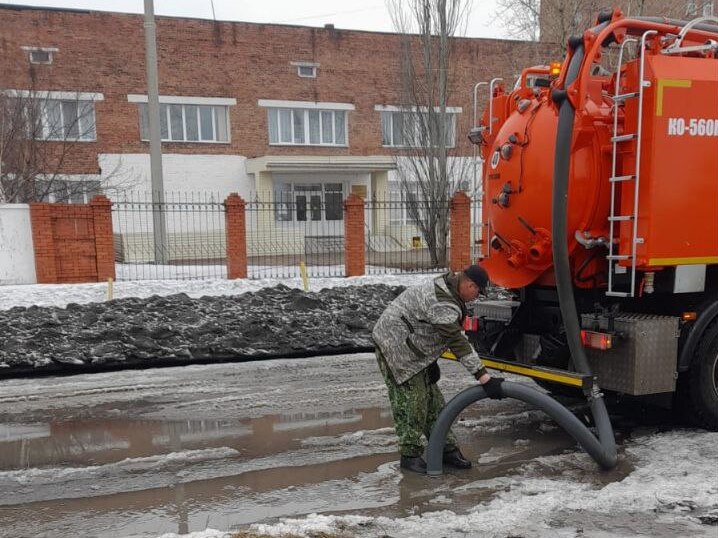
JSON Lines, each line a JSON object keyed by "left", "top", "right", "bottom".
{"left": 112, "top": 192, "right": 227, "bottom": 281}
{"left": 364, "top": 194, "right": 451, "bottom": 275}
{"left": 110, "top": 190, "right": 467, "bottom": 281}
{"left": 245, "top": 191, "right": 345, "bottom": 279}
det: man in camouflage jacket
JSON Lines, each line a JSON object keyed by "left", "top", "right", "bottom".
{"left": 372, "top": 265, "right": 504, "bottom": 473}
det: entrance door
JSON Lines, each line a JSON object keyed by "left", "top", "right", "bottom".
{"left": 293, "top": 182, "right": 344, "bottom": 236}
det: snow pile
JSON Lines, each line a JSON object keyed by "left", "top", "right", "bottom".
{"left": 0, "top": 274, "right": 439, "bottom": 310}
{"left": 0, "top": 284, "right": 403, "bottom": 374}
{"left": 0, "top": 447, "right": 239, "bottom": 487}
{"left": 301, "top": 427, "right": 397, "bottom": 448}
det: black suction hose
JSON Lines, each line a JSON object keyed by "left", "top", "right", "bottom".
{"left": 549, "top": 43, "right": 617, "bottom": 468}
{"left": 426, "top": 382, "right": 618, "bottom": 474}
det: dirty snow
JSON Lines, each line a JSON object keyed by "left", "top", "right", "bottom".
{"left": 0, "top": 273, "right": 438, "bottom": 309}
{"left": 246, "top": 430, "right": 718, "bottom": 538}
{"left": 0, "top": 275, "right": 716, "bottom": 538}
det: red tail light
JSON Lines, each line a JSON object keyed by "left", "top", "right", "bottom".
{"left": 463, "top": 316, "right": 479, "bottom": 331}
{"left": 580, "top": 330, "right": 613, "bottom": 350}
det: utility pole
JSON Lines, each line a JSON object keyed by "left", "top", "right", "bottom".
{"left": 143, "top": 0, "right": 167, "bottom": 264}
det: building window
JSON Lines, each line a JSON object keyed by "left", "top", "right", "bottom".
{"left": 22, "top": 46, "right": 58, "bottom": 65}
{"left": 298, "top": 65, "right": 316, "bottom": 78}
{"left": 389, "top": 184, "right": 421, "bottom": 226}
{"left": 380, "top": 109, "right": 456, "bottom": 148}
{"left": 0, "top": 178, "right": 102, "bottom": 204}
{"left": 37, "top": 99, "right": 97, "bottom": 141}
{"left": 291, "top": 61, "right": 319, "bottom": 78}
{"left": 138, "top": 103, "right": 229, "bottom": 143}
{"left": 275, "top": 182, "right": 344, "bottom": 222}
{"left": 43, "top": 179, "right": 102, "bottom": 203}
{"left": 268, "top": 108, "right": 347, "bottom": 146}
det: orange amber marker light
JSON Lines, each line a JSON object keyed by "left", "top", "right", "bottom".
{"left": 682, "top": 311, "right": 698, "bottom": 321}
{"left": 550, "top": 62, "right": 562, "bottom": 76}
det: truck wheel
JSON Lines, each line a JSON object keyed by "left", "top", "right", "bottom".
{"left": 687, "top": 320, "right": 718, "bottom": 431}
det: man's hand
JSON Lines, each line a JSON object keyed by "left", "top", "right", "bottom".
{"left": 476, "top": 372, "right": 491, "bottom": 385}
{"left": 481, "top": 376, "right": 505, "bottom": 399}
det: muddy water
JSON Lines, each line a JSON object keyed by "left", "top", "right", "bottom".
{"left": 1, "top": 357, "right": 666, "bottom": 538}
{"left": 0, "top": 403, "right": 588, "bottom": 538}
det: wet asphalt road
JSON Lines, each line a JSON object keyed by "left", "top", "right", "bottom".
{"left": 0, "top": 354, "right": 716, "bottom": 538}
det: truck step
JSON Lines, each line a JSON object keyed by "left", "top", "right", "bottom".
{"left": 611, "top": 134, "right": 637, "bottom": 142}
{"left": 610, "top": 174, "right": 636, "bottom": 182}
{"left": 612, "top": 92, "right": 640, "bottom": 101}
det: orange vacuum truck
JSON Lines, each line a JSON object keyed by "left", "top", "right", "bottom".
{"left": 464, "top": 10, "right": 718, "bottom": 431}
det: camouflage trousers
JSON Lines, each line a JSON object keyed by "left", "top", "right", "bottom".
{"left": 376, "top": 347, "right": 458, "bottom": 457}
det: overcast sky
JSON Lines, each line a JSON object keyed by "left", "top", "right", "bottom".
{"left": 1, "top": 0, "right": 508, "bottom": 38}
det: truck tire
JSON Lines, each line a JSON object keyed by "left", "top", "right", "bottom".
{"left": 686, "top": 320, "right": 718, "bottom": 430}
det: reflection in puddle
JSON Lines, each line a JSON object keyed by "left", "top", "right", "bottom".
{"left": 0, "top": 406, "right": 621, "bottom": 538}
{"left": 0, "top": 408, "right": 395, "bottom": 537}
{"left": 0, "top": 407, "right": 390, "bottom": 470}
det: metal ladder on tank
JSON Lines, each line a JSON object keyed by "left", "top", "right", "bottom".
{"left": 606, "top": 30, "right": 657, "bottom": 298}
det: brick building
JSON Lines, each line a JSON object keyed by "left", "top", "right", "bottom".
{"left": 1, "top": 4, "right": 556, "bottom": 263}
{"left": 0, "top": 4, "right": 551, "bottom": 202}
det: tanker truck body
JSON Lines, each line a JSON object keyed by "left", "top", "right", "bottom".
{"left": 467, "top": 10, "right": 718, "bottom": 429}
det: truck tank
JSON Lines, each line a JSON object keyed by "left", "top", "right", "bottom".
{"left": 477, "top": 18, "right": 718, "bottom": 293}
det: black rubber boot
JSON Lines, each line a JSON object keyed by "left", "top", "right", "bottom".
{"left": 400, "top": 455, "right": 427, "bottom": 474}
{"left": 443, "top": 447, "right": 472, "bottom": 469}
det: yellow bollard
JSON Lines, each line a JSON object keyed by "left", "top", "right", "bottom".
{"left": 299, "top": 261, "right": 309, "bottom": 292}
{"left": 107, "top": 277, "right": 114, "bottom": 301}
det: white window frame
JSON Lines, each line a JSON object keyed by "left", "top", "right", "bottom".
{"left": 33, "top": 100, "right": 97, "bottom": 142}
{"left": 291, "top": 61, "right": 319, "bottom": 78}
{"left": 129, "top": 95, "right": 235, "bottom": 144}
{"left": 22, "top": 46, "right": 58, "bottom": 65}
{"left": 30, "top": 176, "right": 102, "bottom": 204}
{"left": 376, "top": 105, "right": 460, "bottom": 149}
{"left": 3, "top": 90, "right": 102, "bottom": 142}
{"left": 259, "top": 101, "right": 353, "bottom": 147}
{"left": 388, "top": 182, "right": 422, "bottom": 226}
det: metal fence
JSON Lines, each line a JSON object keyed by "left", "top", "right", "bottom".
{"left": 246, "top": 191, "right": 345, "bottom": 279}
{"left": 110, "top": 190, "right": 459, "bottom": 281}
{"left": 112, "top": 192, "right": 227, "bottom": 281}
{"left": 364, "top": 195, "right": 451, "bottom": 275}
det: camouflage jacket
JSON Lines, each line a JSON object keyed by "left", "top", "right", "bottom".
{"left": 372, "top": 272, "right": 486, "bottom": 384}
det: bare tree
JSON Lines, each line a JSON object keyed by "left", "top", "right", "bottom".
{"left": 0, "top": 88, "right": 128, "bottom": 204}
{"left": 494, "top": 0, "right": 541, "bottom": 41}
{"left": 495, "top": 0, "right": 706, "bottom": 46}
{"left": 386, "top": 0, "right": 474, "bottom": 267}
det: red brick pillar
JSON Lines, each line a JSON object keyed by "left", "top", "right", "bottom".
{"left": 90, "top": 195, "right": 116, "bottom": 282}
{"left": 225, "top": 193, "right": 248, "bottom": 279}
{"left": 450, "top": 191, "right": 471, "bottom": 272}
{"left": 344, "top": 193, "right": 365, "bottom": 277}
{"left": 29, "top": 202, "right": 58, "bottom": 284}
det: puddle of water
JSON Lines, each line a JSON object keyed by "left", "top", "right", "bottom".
{"left": 0, "top": 404, "right": 636, "bottom": 538}
{"left": 0, "top": 407, "right": 390, "bottom": 471}
{"left": 0, "top": 407, "right": 395, "bottom": 537}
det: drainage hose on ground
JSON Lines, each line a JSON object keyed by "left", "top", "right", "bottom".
{"left": 426, "top": 41, "right": 617, "bottom": 475}
{"left": 426, "top": 381, "right": 617, "bottom": 474}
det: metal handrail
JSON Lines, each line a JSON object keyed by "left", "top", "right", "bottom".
{"left": 607, "top": 37, "right": 637, "bottom": 297}
{"left": 630, "top": 30, "right": 658, "bottom": 297}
